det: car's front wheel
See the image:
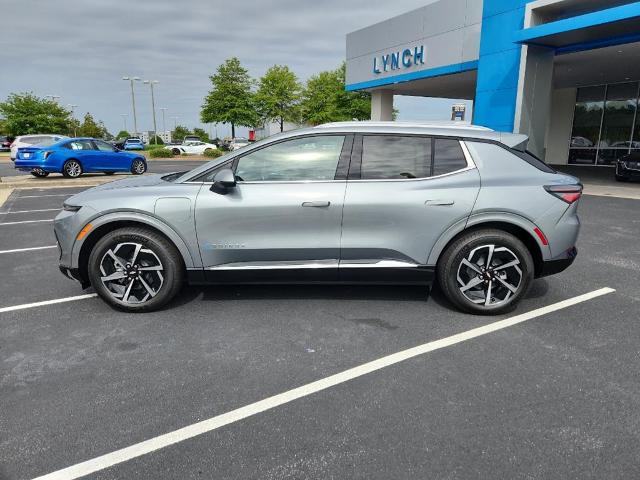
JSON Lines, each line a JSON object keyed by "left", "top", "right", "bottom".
{"left": 131, "top": 158, "right": 147, "bottom": 175}
{"left": 31, "top": 168, "right": 49, "bottom": 177}
{"left": 88, "top": 227, "right": 184, "bottom": 312}
{"left": 437, "top": 229, "right": 534, "bottom": 315}
{"left": 62, "top": 159, "right": 83, "bottom": 178}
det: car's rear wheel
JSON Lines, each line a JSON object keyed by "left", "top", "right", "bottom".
{"left": 131, "top": 158, "right": 146, "bottom": 175}
{"left": 437, "top": 229, "right": 534, "bottom": 315}
{"left": 172, "top": 148, "right": 181, "bottom": 155}
{"left": 88, "top": 227, "right": 184, "bottom": 312}
{"left": 31, "top": 168, "right": 49, "bottom": 177}
{"left": 62, "top": 159, "right": 83, "bottom": 178}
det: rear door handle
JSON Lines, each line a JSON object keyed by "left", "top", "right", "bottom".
{"left": 302, "top": 201, "right": 331, "bottom": 208}
{"left": 425, "top": 199, "right": 455, "bottom": 206}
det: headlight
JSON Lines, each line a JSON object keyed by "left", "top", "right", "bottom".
{"left": 62, "top": 203, "right": 82, "bottom": 212}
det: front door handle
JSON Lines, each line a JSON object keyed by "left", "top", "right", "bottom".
{"left": 425, "top": 199, "right": 455, "bottom": 206}
{"left": 302, "top": 201, "right": 330, "bottom": 208}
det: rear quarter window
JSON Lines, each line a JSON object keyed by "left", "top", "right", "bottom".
{"left": 433, "top": 138, "right": 467, "bottom": 176}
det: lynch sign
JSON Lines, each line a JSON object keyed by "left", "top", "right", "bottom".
{"left": 373, "top": 45, "right": 425, "bottom": 74}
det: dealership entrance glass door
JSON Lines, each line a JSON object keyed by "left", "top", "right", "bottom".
{"left": 569, "top": 81, "right": 640, "bottom": 166}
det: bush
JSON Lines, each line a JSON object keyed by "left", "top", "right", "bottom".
{"left": 148, "top": 148, "right": 175, "bottom": 158}
{"left": 203, "top": 148, "right": 224, "bottom": 158}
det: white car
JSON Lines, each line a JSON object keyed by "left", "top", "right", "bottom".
{"left": 229, "top": 137, "right": 250, "bottom": 151}
{"left": 10, "top": 134, "right": 69, "bottom": 160}
{"left": 166, "top": 141, "right": 217, "bottom": 155}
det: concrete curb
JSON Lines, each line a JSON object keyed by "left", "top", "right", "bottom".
{"left": 0, "top": 175, "right": 121, "bottom": 190}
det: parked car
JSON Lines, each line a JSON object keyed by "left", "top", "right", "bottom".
{"left": 615, "top": 151, "right": 640, "bottom": 182}
{"left": 123, "top": 138, "right": 144, "bottom": 151}
{"left": 10, "top": 134, "right": 69, "bottom": 160}
{"left": 54, "top": 122, "right": 581, "bottom": 314}
{"left": 1, "top": 136, "right": 13, "bottom": 152}
{"left": 14, "top": 137, "right": 147, "bottom": 178}
{"left": 166, "top": 141, "right": 217, "bottom": 155}
{"left": 229, "top": 137, "right": 250, "bottom": 151}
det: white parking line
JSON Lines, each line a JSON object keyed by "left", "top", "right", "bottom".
{"left": 0, "top": 245, "right": 57, "bottom": 254}
{"left": 0, "top": 293, "right": 97, "bottom": 314}
{"left": 15, "top": 194, "right": 72, "bottom": 199}
{"left": 0, "top": 219, "right": 53, "bottom": 226}
{"left": 4, "top": 208, "right": 60, "bottom": 214}
{"left": 30, "top": 287, "right": 615, "bottom": 480}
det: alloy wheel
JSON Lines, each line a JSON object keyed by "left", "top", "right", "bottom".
{"left": 132, "top": 159, "right": 146, "bottom": 174}
{"left": 456, "top": 244, "right": 522, "bottom": 307}
{"left": 99, "top": 242, "right": 164, "bottom": 304}
{"left": 65, "top": 161, "right": 82, "bottom": 177}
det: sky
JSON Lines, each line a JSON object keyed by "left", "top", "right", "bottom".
{"left": 1, "top": 0, "right": 472, "bottom": 138}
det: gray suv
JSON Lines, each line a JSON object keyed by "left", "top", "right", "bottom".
{"left": 54, "top": 122, "right": 581, "bottom": 315}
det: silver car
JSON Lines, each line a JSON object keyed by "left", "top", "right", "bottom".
{"left": 54, "top": 122, "right": 581, "bottom": 314}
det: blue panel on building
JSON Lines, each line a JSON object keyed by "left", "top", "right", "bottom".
{"left": 473, "top": 0, "right": 529, "bottom": 132}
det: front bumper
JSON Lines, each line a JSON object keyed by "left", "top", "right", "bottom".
{"left": 617, "top": 163, "right": 640, "bottom": 180}
{"left": 539, "top": 246, "right": 577, "bottom": 277}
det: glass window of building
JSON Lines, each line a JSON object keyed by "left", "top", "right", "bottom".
{"left": 568, "top": 85, "right": 605, "bottom": 165}
{"left": 597, "top": 82, "right": 639, "bottom": 166}
{"left": 568, "top": 83, "right": 640, "bottom": 166}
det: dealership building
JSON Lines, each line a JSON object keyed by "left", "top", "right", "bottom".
{"left": 346, "top": 0, "right": 640, "bottom": 166}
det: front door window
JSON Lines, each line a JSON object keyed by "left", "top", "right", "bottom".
{"left": 235, "top": 135, "right": 345, "bottom": 182}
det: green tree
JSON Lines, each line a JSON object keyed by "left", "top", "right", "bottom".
{"left": 201, "top": 57, "right": 259, "bottom": 138}
{"left": 77, "top": 112, "right": 108, "bottom": 138}
{"left": 172, "top": 125, "right": 191, "bottom": 142}
{"left": 116, "top": 130, "right": 131, "bottom": 139}
{"left": 300, "top": 63, "right": 371, "bottom": 125}
{"left": 255, "top": 65, "right": 302, "bottom": 132}
{"left": 0, "top": 92, "right": 73, "bottom": 135}
{"left": 193, "top": 127, "right": 210, "bottom": 143}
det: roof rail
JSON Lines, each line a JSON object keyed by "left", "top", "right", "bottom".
{"left": 315, "top": 121, "right": 493, "bottom": 131}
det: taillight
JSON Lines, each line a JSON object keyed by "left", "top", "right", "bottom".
{"left": 544, "top": 184, "right": 582, "bottom": 204}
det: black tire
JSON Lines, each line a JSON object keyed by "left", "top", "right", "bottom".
{"left": 31, "top": 168, "right": 50, "bottom": 177}
{"left": 131, "top": 158, "right": 147, "bottom": 175}
{"left": 88, "top": 227, "right": 184, "bottom": 312}
{"left": 437, "top": 229, "right": 534, "bottom": 315}
{"left": 172, "top": 148, "right": 181, "bottom": 155}
{"left": 62, "top": 159, "right": 83, "bottom": 178}
{"left": 104, "top": 171, "right": 115, "bottom": 176}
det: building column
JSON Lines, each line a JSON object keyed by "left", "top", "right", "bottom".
{"left": 371, "top": 89, "right": 394, "bottom": 121}
{"left": 514, "top": 45, "right": 555, "bottom": 159}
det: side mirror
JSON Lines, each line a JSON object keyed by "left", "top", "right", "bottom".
{"left": 211, "top": 168, "right": 236, "bottom": 193}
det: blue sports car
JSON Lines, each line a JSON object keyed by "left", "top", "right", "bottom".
{"left": 14, "top": 137, "right": 147, "bottom": 178}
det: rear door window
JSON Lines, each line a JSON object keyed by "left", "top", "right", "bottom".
{"left": 433, "top": 139, "right": 467, "bottom": 176}
{"left": 67, "top": 140, "right": 95, "bottom": 150}
{"left": 360, "top": 135, "right": 431, "bottom": 179}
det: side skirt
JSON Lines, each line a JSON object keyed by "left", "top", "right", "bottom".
{"left": 187, "top": 266, "right": 435, "bottom": 286}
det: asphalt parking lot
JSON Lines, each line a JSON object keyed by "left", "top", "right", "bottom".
{"left": 1, "top": 183, "right": 640, "bottom": 479}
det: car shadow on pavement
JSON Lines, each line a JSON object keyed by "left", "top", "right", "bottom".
{"left": 167, "top": 284, "right": 431, "bottom": 309}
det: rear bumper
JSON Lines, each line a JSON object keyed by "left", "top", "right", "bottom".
{"left": 14, "top": 159, "right": 56, "bottom": 171}
{"left": 538, "top": 246, "right": 577, "bottom": 277}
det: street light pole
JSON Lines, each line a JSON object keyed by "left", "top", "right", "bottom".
{"left": 159, "top": 108, "right": 167, "bottom": 137}
{"left": 143, "top": 80, "right": 159, "bottom": 144}
{"left": 68, "top": 104, "right": 78, "bottom": 136}
{"left": 122, "top": 76, "right": 141, "bottom": 136}
{"left": 120, "top": 114, "right": 128, "bottom": 133}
